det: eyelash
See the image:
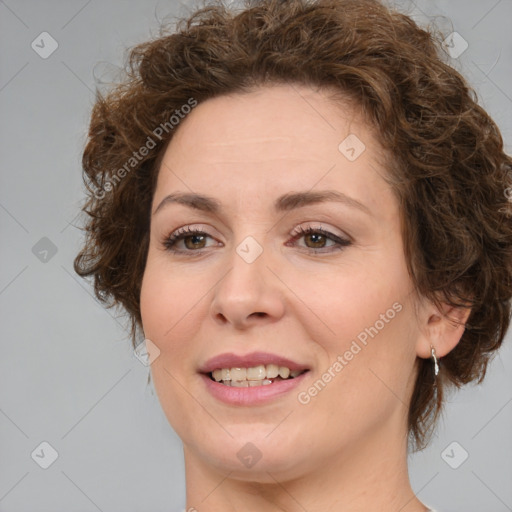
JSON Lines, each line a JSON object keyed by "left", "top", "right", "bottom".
{"left": 162, "top": 225, "right": 352, "bottom": 255}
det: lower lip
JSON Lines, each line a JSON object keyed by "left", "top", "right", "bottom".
{"left": 200, "top": 372, "right": 309, "bottom": 406}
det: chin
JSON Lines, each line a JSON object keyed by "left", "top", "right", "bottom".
{"left": 193, "top": 433, "right": 313, "bottom": 481}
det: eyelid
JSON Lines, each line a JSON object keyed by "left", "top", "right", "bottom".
{"left": 289, "top": 222, "right": 350, "bottom": 241}
{"left": 169, "top": 223, "right": 222, "bottom": 240}
{"left": 162, "top": 224, "right": 221, "bottom": 246}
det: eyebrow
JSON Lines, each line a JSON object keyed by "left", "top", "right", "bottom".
{"left": 153, "top": 190, "right": 372, "bottom": 216}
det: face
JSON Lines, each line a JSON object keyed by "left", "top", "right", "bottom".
{"left": 140, "top": 84, "right": 423, "bottom": 481}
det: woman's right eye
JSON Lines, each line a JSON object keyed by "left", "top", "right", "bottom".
{"left": 162, "top": 227, "right": 219, "bottom": 253}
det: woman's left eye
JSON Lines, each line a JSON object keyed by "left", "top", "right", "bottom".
{"left": 287, "top": 225, "right": 352, "bottom": 252}
{"left": 162, "top": 225, "right": 352, "bottom": 254}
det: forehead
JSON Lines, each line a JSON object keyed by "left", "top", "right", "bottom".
{"left": 165, "top": 84, "right": 376, "bottom": 162}
{"left": 154, "top": 84, "right": 392, "bottom": 215}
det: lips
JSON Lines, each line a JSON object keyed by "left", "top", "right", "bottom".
{"left": 198, "top": 351, "right": 310, "bottom": 374}
{"left": 200, "top": 369, "right": 310, "bottom": 406}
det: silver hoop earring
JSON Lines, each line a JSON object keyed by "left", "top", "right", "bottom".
{"left": 431, "top": 345, "right": 439, "bottom": 377}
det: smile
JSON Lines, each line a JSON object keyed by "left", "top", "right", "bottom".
{"left": 210, "top": 364, "right": 307, "bottom": 387}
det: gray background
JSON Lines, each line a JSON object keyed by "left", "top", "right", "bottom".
{"left": 0, "top": 1, "right": 511, "bottom": 511}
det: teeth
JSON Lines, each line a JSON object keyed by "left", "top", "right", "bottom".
{"left": 231, "top": 379, "right": 248, "bottom": 387}
{"left": 266, "top": 364, "right": 279, "bottom": 378}
{"left": 230, "top": 367, "right": 246, "bottom": 381}
{"left": 279, "top": 367, "right": 290, "bottom": 379}
{"left": 246, "top": 365, "right": 266, "bottom": 380}
{"left": 210, "top": 364, "right": 305, "bottom": 385}
{"left": 224, "top": 379, "right": 274, "bottom": 387}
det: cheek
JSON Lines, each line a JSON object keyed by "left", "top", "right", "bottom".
{"left": 284, "top": 250, "right": 409, "bottom": 350}
{"left": 139, "top": 258, "right": 203, "bottom": 431}
{"left": 139, "top": 278, "right": 165, "bottom": 341}
{"left": 140, "top": 251, "right": 217, "bottom": 396}
{"left": 287, "top": 246, "right": 415, "bottom": 400}
{"left": 140, "top": 252, "right": 203, "bottom": 343}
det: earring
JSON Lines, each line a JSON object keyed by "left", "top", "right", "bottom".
{"left": 431, "top": 345, "right": 439, "bottom": 377}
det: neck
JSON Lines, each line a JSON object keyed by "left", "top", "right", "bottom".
{"left": 182, "top": 408, "right": 429, "bottom": 512}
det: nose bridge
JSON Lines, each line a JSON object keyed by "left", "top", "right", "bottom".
{"left": 210, "top": 234, "right": 285, "bottom": 326}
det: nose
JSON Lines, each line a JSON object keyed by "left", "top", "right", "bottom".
{"left": 210, "top": 243, "right": 285, "bottom": 329}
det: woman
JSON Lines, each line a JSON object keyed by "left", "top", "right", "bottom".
{"left": 74, "top": 0, "right": 512, "bottom": 510}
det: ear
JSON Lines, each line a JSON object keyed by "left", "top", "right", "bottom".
{"left": 415, "top": 298, "right": 472, "bottom": 359}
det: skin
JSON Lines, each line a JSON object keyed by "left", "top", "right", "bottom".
{"left": 140, "top": 83, "right": 470, "bottom": 511}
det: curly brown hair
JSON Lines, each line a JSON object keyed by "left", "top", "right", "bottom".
{"left": 74, "top": 0, "right": 512, "bottom": 451}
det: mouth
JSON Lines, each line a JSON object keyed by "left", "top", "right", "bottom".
{"left": 205, "top": 364, "right": 310, "bottom": 387}
{"left": 198, "top": 351, "right": 311, "bottom": 401}
{"left": 200, "top": 365, "right": 310, "bottom": 406}
{"left": 199, "top": 351, "right": 310, "bottom": 384}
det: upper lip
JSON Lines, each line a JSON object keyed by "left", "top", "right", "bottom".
{"left": 198, "top": 351, "right": 310, "bottom": 374}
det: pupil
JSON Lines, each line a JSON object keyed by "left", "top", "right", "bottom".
{"left": 306, "top": 233, "right": 325, "bottom": 248}
{"left": 185, "top": 235, "right": 206, "bottom": 249}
